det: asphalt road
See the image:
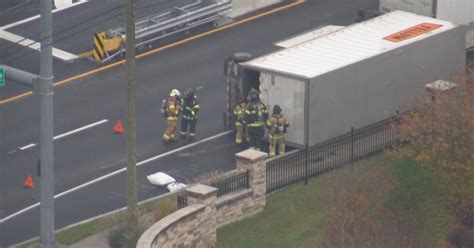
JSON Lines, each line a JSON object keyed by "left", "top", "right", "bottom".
{"left": 0, "top": 0, "right": 378, "bottom": 245}
{"left": 0, "top": 0, "right": 195, "bottom": 99}
{"left": 0, "top": 133, "right": 241, "bottom": 246}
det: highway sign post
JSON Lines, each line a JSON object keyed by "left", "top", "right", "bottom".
{"left": 0, "top": 67, "right": 5, "bottom": 86}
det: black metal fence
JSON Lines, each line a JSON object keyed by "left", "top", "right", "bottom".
{"left": 211, "top": 170, "right": 250, "bottom": 197}
{"left": 177, "top": 194, "right": 188, "bottom": 209}
{"left": 176, "top": 170, "right": 250, "bottom": 208}
{"left": 266, "top": 115, "right": 399, "bottom": 194}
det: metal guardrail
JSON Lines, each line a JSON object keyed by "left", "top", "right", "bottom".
{"left": 100, "top": 0, "right": 232, "bottom": 63}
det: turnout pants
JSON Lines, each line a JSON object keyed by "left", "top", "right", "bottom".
{"left": 235, "top": 123, "right": 248, "bottom": 144}
{"left": 163, "top": 119, "right": 177, "bottom": 141}
{"left": 268, "top": 135, "right": 285, "bottom": 157}
{"left": 181, "top": 118, "right": 197, "bottom": 138}
{"left": 247, "top": 126, "right": 264, "bottom": 151}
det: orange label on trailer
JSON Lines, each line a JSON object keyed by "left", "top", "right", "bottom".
{"left": 384, "top": 23, "right": 442, "bottom": 43}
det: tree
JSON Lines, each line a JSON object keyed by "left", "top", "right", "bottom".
{"left": 396, "top": 75, "right": 474, "bottom": 224}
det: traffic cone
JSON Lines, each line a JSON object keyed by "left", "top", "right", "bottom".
{"left": 24, "top": 175, "right": 35, "bottom": 189}
{"left": 113, "top": 120, "right": 124, "bottom": 134}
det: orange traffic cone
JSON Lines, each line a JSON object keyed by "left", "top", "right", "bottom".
{"left": 24, "top": 175, "right": 35, "bottom": 189}
{"left": 113, "top": 121, "right": 124, "bottom": 134}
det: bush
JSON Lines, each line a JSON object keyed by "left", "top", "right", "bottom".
{"left": 152, "top": 197, "right": 177, "bottom": 221}
{"left": 108, "top": 217, "right": 146, "bottom": 248}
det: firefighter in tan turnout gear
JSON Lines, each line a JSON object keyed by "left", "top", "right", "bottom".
{"left": 267, "top": 105, "right": 289, "bottom": 157}
{"left": 162, "top": 89, "right": 181, "bottom": 142}
{"left": 233, "top": 97, "right": 248, "bottom": 144}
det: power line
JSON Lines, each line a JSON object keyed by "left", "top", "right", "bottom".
{"left": 0, "top": 0, "right": 30, "bottom": 16}
{"left": 3, "top": 0, "right": 172, "bottom": 64}
{"left": 3, "top": 11, "right": 125, "bottom": 64}
{"left": 1, "top": 0, "right": 171, "bottom": 55}
{"left": 1, "top": 3, "right": 125, "bottom": 56}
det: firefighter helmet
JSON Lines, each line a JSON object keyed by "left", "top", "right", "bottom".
{"left": 273, "top": 105, "right": 282, "bottom": 115}
{"left": 170, "top": 89, "right": 180, "bottom": 97}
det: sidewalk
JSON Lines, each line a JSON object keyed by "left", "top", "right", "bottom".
{"left": 68, "top": 231, "right": 109, "bottom": 248}
{"left": 69, "top": 230, "right": 109, "bottom": 248}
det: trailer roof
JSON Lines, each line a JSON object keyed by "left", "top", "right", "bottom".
{"left": 242, "top": 11, "right": 457, "bottom": 79}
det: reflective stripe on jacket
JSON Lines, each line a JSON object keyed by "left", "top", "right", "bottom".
{"left": 181, "top": 97, "right": 199, "bottom": 120}
{"left": 244, "top": 101, "right": 268, "bottom": 128}
{"left": 233, "top": 102, "right": 246, "bottom": 126}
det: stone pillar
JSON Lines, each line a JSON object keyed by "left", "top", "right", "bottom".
{"left": 186, "top": 184, "right": 218, "bottom": 247}
{"left": 236, "top": 149, "right": 267, "bottom": 209}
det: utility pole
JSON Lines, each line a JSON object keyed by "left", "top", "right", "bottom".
{"left": 39, "top": 0, "right": 55, "bottom": 246}
{"left": 125, "top": 0, "right": 138, "bottom": 219}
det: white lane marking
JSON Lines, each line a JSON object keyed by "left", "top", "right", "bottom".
{"left": 19, "top": 143, "right": 36, "bottom": 151}
{"left": 0, "top": 131, "right": 232, "bottom": 223}
{"left": 0, "top": 0, "right": 88, "bottom": 30}
{"left": 17, "top": 119, "right": 108, "bottom": 151}
{"left": 54, "top": 119, "right": 108, "bottom": 140}
{"left": 8, "top": 150, "right": 17, "bottom": 154}
{"left": 0, "top": 203, "right": 40, "bottom": 224}
{"left": 0, "top": 30, "right": 78, "bottom": 61}
{"left": 137, "top": 131, "right": 232, "bottom": 166}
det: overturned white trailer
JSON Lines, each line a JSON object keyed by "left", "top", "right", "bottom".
{"left": 234, "top": 11, "right": 465, "bottom": 148}
{"left": 379, "top": 0, "right": 474, "bottom": 51}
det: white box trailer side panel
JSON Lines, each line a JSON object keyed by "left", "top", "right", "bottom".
{"left": 379, "top": 0, "right": 474, "bottom": 49}
{"left": 436, "top": 0, "right": 474, "bottom": 49}
{"left": 379, "top": 0, "right": 434, "bottom": 16}
{"left": 260, "top": 73, "right": 305, "bottom": 146}
{"left": 275, "top": 25, "right": 345, "bottom": 48}
{"left": 467, "top": 26, "right": 474, "bottom": 50}
{"left": 436, "top": 0, "right": 474, "bottom": 25}
{"left": 308, "top": 26, "right": 466, "bottom": 145}
{"left": 242, "top": 11, "right": 457, "bottom": 80}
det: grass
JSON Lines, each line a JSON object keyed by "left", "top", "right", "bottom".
{"left": 217, "top": 155, "right": 455, "bottom": 248}
{"left": 217, "top": 176, "right": 329, "bottom": 248}
{"left": 57, "top": 218, "right": 103, "bottom": 245}
{"left": 217, "top": 157, "right": 384, "bottom": 248}
{"left": 387, "top": 158, "right": 454, "bottom": 248}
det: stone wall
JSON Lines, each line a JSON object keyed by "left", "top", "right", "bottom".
{"left": 216, "top": 149, "right": 267, "bottom": 227}
{"left": 137, "top": 149, "right": 267, "bottom": 248}
{"left": 137, "top": 184, "right": 218, "bottom": 248}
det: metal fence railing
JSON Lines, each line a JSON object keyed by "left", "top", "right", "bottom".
{"left": 211, "top": 170, "right": 250, "bottom": 197}
{"left": 176, "top": 170, "right": 250, "bottom": 208}
{"left": 266, "top": 115, "right": 399, "bottom": 194}
{"left": 177, "top": 194, "right": 188, "bottom": 209}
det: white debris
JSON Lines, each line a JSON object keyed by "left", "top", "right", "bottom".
{"left": 167, "top": 182, "right": 187, "bottom": 192}
{"left": 147, "top": 172, "right": 176, "bottom": 186}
